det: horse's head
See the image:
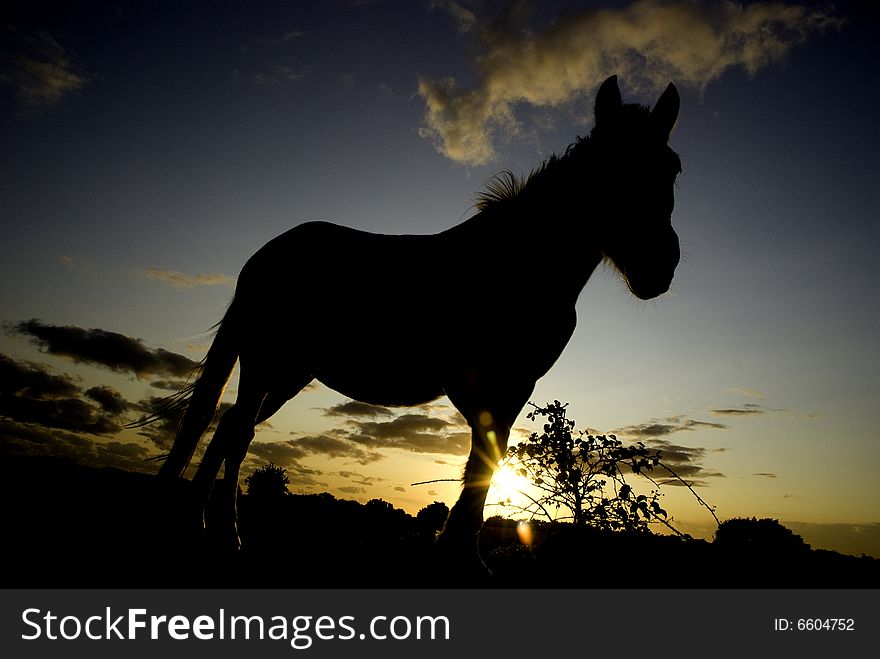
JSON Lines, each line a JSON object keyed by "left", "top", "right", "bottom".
{"left": 590, "top": 75, "right": 682, "bottom": 300}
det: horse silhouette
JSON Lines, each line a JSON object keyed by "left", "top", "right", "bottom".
{"left": 153, "top": 75, "right": 682, "bottom": 568}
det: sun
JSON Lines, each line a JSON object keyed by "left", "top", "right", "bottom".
{"left": 488, "top": 464, "right": 531, "bottom": 505}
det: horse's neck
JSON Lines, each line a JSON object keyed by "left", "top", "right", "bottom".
{"left": 447, "top": 195, "right": 603, "bottom": 305}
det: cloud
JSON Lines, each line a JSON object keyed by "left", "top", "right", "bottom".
{"left": 345, "top": 414, "right": 472, "bottom": 455}
{"left": 314, "top": 400, "right": 473, "bottom": 456}
{"left": 612, "top": 415, "right": 727, "bottom": 438}
{"left": 0, "top": 354, "right": 171, "bottom": 473}
{"left": 419, "top": 0, "right": 841, "bottom": 164}
{"left": 1, "top": 352, "right": 80, "bottom": 400}
{"left": 9, "top": 319, "right": 199, "bottom": 379}
{"left": 639, "top": 438, "right": 725, "bottom": 484}
{"left": 323, "top": 400, "right": 394, "bottom": 418}
{"left": 143, "top": 267, "right": 235, "bottom": 289}
{"left": 337, "top": 470, "right": 386, "bottom": 486}
{"left": 251, "top": 436, "right": 385, "bottom": 467}
{"left": 0, "top": 353, "right": 122, "bottom": 436}
{"left": 710, "top": 403, "right": 767, "bottom": 416}
{"left": 0, "top": 27, "right": 88, "bottom": 112}
{"left": 85, "top": 385, "right": 132, "bottom": 415}
{"left": 598, "top": 413, "right": 727, "bottom": 483}
{"left": 338, "top": 485, "right": 366, "bottom": 495}
{"left": 753, "top": 472, "right": 777, "bottom": 478}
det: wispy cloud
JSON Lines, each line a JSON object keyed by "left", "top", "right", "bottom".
{"left": 710, "top": 403, "right": 767, "bottom": 417}
{"left": 420, "top": 0, "right": 841, "bottom": 164}
{"left": 143, "top": 267, "right": 235, "bottom": 289}
{"left": 0, "top": 27, "right": 88, "bottom": 112}
{"left": 612, "top": 415, "right": 727, "bottom": 438}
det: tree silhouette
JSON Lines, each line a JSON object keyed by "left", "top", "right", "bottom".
{"left": 499, "top": 401, "right": 674, "bottom": 532}
{"left": 244, "top": 462, "right": 290, "bottom": 499}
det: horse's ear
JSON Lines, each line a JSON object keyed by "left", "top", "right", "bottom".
{"left": 651, "top": 82, "right": 680, "bottom": 140}
{"left": 595, "top": 75, "right": 622, "bottom": 126}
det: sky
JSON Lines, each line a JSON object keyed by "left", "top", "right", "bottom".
{"left": 2, "top": 0, "right": 879, "bottom": 558}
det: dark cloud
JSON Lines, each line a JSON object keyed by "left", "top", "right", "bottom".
{"left": 323, "top": 400, "right": 394, "bottom": 418}
{"left": 0, "top": 354, "right": 123, "bottom": 436}
{"left": 85, "top": 385, "right": 131, "bottom": 415}
{"left": 0, "top": 419, "right": 155, "bottom": 472}
{"left": 610, "top": 435, "right": 726, "bottom": 484}
{"left": 0, "top": 418, "right": 95, "bottom": 459}
{"left": 682, "top": 420, "right": 728, "bottom": 431}
{"left": 0, "top": 392, "right": 120, "bottom": 435}
{"left": 0, "top": 352, "right": 80, "bottom": 399}
{"left": 753, "top": 472, "right": 777, "bottom": 479}
{"left": 10, "top": 319, "right": 199, "bottom": 379}
{"left": 616, "top": 422, "right": 680, "bottom": 437}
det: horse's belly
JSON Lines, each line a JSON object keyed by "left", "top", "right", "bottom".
{"left": 312, "top": 348, "right": 445, "bottom": 407}
{"left": 316, "top": 369, "right": 445, "bottom": 407}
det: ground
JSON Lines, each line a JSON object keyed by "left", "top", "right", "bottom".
{"left": 6, "top": 455, "right": 877, "bottom": 588}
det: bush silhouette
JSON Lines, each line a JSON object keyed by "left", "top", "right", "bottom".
{"left": 244, "top": 462, "right": 290, "bottom": 499}
{"left": 501, "top": 401, "right": 670, "bottom": 532}
{"left": 714, "top": 517, "right": 810, "bottom": 554}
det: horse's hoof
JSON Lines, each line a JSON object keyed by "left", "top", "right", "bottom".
{"left": 433, "top": 534, "right": 491, "bottom": 584}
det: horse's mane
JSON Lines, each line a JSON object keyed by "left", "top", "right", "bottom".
{"left": 473, "top": 103, "right": 652, "bottom": 213}
{"left": 473, "top": 146, "right": 579, "bottom": 213}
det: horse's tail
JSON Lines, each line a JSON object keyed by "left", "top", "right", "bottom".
{"left": 143, "top": 299, "right": 241, "bottom": 480}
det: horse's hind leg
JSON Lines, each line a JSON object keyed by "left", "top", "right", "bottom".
{"left": 191, "top": 374, "right": 313, "bottom": 548}
{"left": 189, "top": 378, "right": 267, "bottom": 547}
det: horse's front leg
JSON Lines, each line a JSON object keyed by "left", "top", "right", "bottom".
{"left": 436, "top": 410, "right": 514, "bottom": 579}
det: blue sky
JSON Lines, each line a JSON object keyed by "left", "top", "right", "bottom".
{"left": 1, "top": 1, "right": 878, "bottom": 557}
